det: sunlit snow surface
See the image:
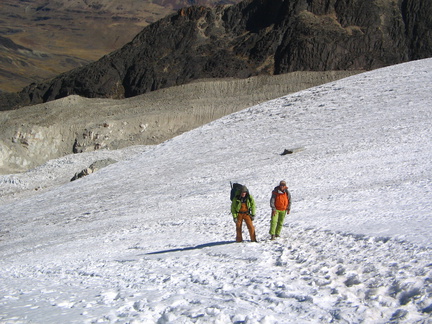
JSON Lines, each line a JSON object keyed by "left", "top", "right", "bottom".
{"left": 1, "top": 59, "right": 431, "bottom": 323}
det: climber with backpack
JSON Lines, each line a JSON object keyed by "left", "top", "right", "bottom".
{"left": 230, "top": 183, "right": 257, "bottom": 242}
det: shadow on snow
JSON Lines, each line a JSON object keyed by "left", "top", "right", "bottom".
{"left": 144, "top": 241, "right": 235, "bottom": 255}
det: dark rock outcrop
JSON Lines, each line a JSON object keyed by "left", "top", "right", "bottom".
{"left": 1, "top": 0, "right": 431, "bottom": 110}
{"left": 71, "top": 158, "right": 117, "bottom": 181}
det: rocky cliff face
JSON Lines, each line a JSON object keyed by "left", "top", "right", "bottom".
{"left": 0, "top": 0, "right": 240, "bottom": 93}
{"left": 1, "top": 0, "right": 431, "bottom": 110}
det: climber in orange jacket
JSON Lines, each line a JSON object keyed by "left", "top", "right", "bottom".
{"left": 269, "top": 180, "right": 291, "bottom": 240}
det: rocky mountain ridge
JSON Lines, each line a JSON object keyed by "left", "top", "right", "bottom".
{"left": 1, "top": 0, "right": 431, "bottom": 110}
{"left": 0, "top": 0, "right": 240, "bottom": 93}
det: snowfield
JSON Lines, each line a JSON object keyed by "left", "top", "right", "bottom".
{"left": 1, "top": 59, "right": 432, "bottom": 323}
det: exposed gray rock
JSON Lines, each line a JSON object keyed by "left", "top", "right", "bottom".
{"left": 71, "top": 158, "right": 117, "bottom": 181}
{"left": 0, "top": 71, "right": 358, "bottom": 174}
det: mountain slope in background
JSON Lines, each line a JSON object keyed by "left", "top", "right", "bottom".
{"left": 0, "top": 35, "right": 89, "bottom": 93}
{"left": 0, "top": 70, "right": 359, "bottom": 174}
{"left": 0, "top": 0, "right": 240, "bottom": 92}
{"left": 1, "top": 0, "right": 431, "bottom": 110}
{"left": 0, "top": 59, "right": 431, "bottom": 323}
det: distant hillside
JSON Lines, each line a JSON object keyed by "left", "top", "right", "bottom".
{"left": 0, "top": 0, "right": 240, "bottom": 93}
{"left": 0, "top": 35, "right": 89, "bottom": 93}
{"left": 0, "top": 71, "right": 359, "bottom": 174}
{"left": 1, "top": 0, "right": 431, "bottom": 110}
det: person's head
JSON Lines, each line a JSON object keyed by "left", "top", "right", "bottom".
{"left": 240, "top": 185, "right": 248, "bottom": 197}
{"left": 279, "top": 180, "right": 287, "bottom": 189}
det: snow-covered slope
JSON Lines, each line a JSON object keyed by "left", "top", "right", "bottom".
{"left": 1, "top": 59, "right": 431, "bottom": 323}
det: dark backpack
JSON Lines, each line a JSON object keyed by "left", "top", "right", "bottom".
{"left": 230, "top": 182, "right": 243, "bottom": 201}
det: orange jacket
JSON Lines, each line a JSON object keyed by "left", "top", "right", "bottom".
{"left": 270, "top": 186, "right": 291, "bottom": 211}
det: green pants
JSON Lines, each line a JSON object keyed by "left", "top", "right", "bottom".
{"left": 269, "top": 210, "right": 286, "bottom": 236}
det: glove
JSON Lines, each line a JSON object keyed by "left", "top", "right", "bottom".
{"left": 250, "top": 215, "right": 255, "bottom": 221}
{"left": 233, "top": 217, "right": 237, "bottom": 223}
{"left": 271, "top": 210, "right": 276, "bottom": 217}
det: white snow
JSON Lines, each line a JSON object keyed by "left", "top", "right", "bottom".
{"left": 1, "top": 59, "right": 432, "bottom": 323}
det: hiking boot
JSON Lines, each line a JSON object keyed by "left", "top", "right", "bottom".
{"left": 270, "top": 235, "right": 276, "bottom": 240}
{"left": 275, "top": 235, "right": 280, "bottom": 238}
